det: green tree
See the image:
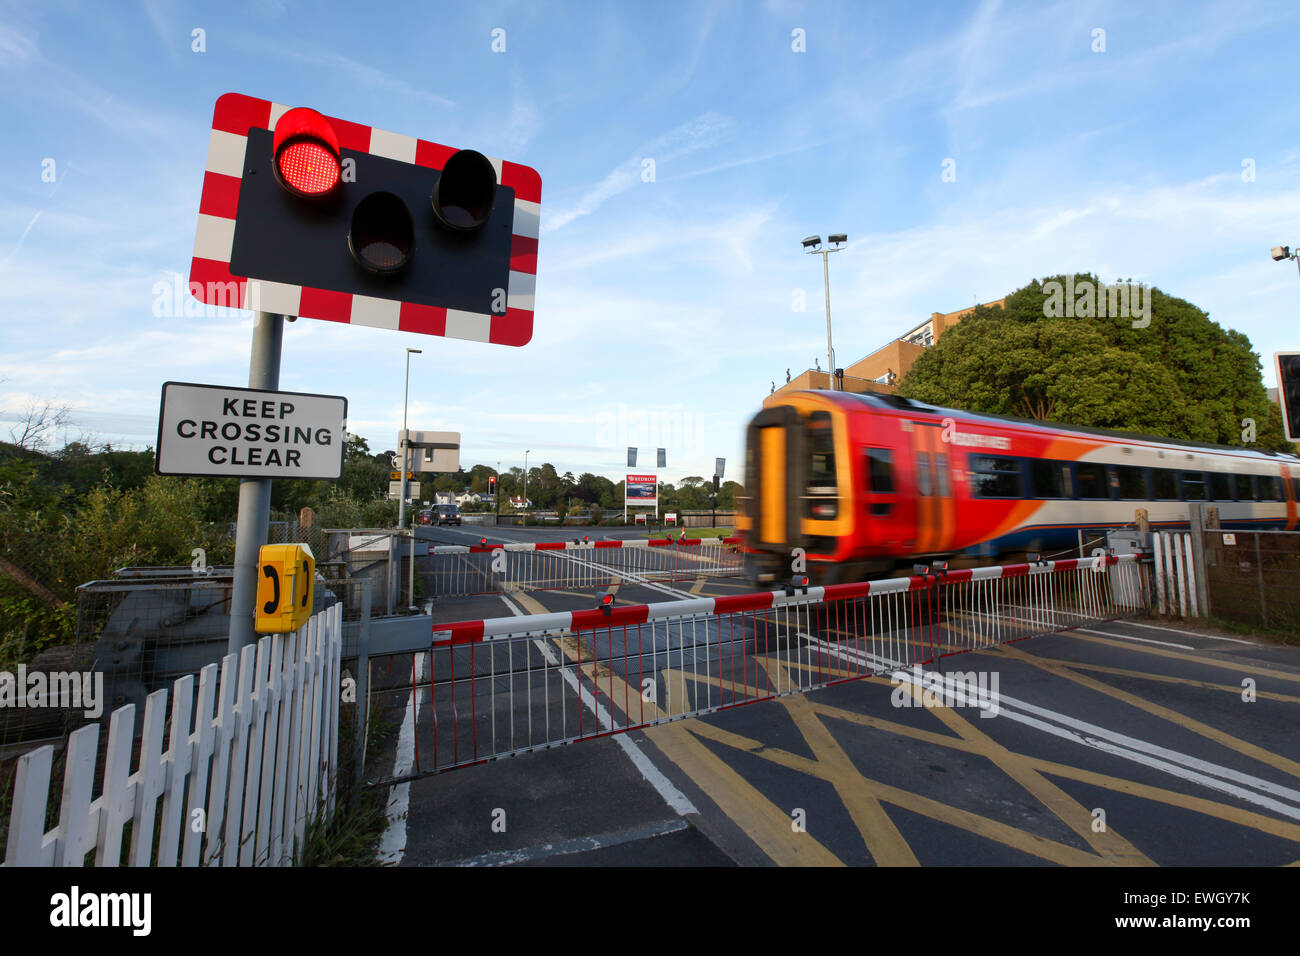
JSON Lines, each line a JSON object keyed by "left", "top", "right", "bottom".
{"left": 897, "top": 275, "right": 1295, "bottom": 452}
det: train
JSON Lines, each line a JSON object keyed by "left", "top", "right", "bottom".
{"left": 737, "top": 389, "right": 1300, "bottom": 585}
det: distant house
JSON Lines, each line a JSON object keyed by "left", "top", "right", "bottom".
{"left": 509, "top": 496, "right": 532, "bottom": 509}
{"left": 454, "top": 491, "right": 482, "bottom": 506}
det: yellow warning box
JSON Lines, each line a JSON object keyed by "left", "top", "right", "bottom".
{"left": 256, "top": 543, "right": 315, "bottom": 634}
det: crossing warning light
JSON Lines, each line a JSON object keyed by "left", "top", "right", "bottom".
{"left": 1278, "top": 352, "right": 1300, "bottom": 443}
{"left": 488, "top": 475, "right": 497, "bottom": 496}
{"left": 256, "top": 543, "right": 315, "bottom": 634}
{"left": 191, "top": 93, "right": 542, "bottom": 346}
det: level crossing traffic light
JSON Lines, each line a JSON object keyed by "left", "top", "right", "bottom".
{"left": 191, "top": 93, "right": 541, "bottom": 346}
{"left": 1278, "top": 352, "right": 1300, "bottom": 443}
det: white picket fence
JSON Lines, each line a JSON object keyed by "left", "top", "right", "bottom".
{"left": 2, "top": 603, "right": 342, "bottom": 867}
{"left": 1152, "top": 531, "right": 1201, "bottom": 617}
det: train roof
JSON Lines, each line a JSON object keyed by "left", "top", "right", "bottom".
{"left": 820, "top": 391, "right": 1300, "bottom": 464}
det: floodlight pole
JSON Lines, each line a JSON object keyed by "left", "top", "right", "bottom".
{"left": 228, "top": 311, "right": 285, "bottom": 655}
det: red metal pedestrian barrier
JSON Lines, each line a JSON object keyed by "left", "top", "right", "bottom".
{"left": 362, "top": 553, "right": 1144, "bottom": 784}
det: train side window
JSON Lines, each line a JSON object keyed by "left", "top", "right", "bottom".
{"left": 1152, "top": 468, "right": 1180, "bottom": 500}
{"left": 1116, "top": 465, "right": 1149, "bottom": 500}
{"left": 1030, "top": 459, "right": 1069, "bottom": 498}
{"left": 1259, "top": 475, "right": 1283, "bottom": 501}
{"left": 970, "top": 455, "right": 1023, "bottom": 498}
{"left": 935, "top": 452, "right": 951, "bottom": 497}
{"left": 1232, "top": 473, "right": 1256, "bottom": 501}
{"left": 916, "top": 452, "right": 933, "bottom": 496}
{"left": 1294, "top": 477, "right": 1300, "bottom": 501}
{"left": 1181, "top": 471, "right": 1207, "bottom": 501}
{"left": 1075, "top": 463, "right": 1109, "bottom": 499}
{"left": 864, "top": 448, "right": 895, "bottom": 493}
{"left": 1209, "top": 472, "right": 1232, "bottom": 500}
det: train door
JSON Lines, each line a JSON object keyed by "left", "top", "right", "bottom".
{"left": 745, "top": 405, "right": 805, "bottom": 557}
{"left": 910, "top": 420, "right": 957, "bottom": 555}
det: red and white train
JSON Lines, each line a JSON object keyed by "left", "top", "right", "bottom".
{"left": 738, "top": 390, "right": 1299, "bottom": 584}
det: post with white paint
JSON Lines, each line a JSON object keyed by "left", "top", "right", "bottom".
{"left": 1159, "top": 530, "right": 1170, "bottom": 613}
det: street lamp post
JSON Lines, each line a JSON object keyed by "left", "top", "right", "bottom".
{"left": 397, "top": 348, "right": 422, "bottom": 531}
{"left": 523, "top": 450, "right": 531, "bottom": 519}
{"left": 802, "top": 234, "right": 847, "bottom": 389}
{"left": 495, "top": 460, "right": 502, "bottom": 526}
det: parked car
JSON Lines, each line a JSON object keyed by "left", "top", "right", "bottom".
{"left": 436, "top": 504, "right": 462, "bottom": 526}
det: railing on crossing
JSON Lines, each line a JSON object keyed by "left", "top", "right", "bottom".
{"left": 362, "top": 552, "right": 1146, "bottom": 784}
{"left": 419, "top": 536, "right": 745, "bottom": 598}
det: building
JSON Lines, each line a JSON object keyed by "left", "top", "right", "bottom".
{"left": 770, "top": 298, "right": 1005, "bottom": 401}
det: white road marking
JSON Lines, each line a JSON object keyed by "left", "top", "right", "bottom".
{"left": 805, "top": 635, "right": 1300, "bottom": 821}
{"left": 497, "top": 592, "right": 698, "bottom": 817}
{"left": 1074, "top": 627, "right": 1194, "bottom": 649}
{"left": 376, "top": 651, "right": 426, "bottom": 866}
{"left": 1100, "top": 620, "right": 1258, "bottom": 646}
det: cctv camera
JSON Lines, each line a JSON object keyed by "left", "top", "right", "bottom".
{"left": 1271, "top": 245, "right": 1291, "bottom": 262}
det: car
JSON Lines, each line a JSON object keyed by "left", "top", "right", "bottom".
{"left": 416, "top": 509, "right": 434, "bottom": 526}
{"left": 435, "top": 504, "right": 462, "bottom": 526}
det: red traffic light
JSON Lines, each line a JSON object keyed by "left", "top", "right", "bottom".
{"left": 272, "top": 107, "right": 341, "bottom": 197}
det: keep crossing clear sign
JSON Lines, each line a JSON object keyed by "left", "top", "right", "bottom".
{"left": 156, "top": 382, "right": 347, "bottom": 479}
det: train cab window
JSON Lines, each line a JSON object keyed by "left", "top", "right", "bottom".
{"left": 1030, "top": 460, "right": 1070, "bottom": 498}
{"left": 935, "top": 452, "right": 951, "bottom": 497}
{"left": 1259, "top": 475, "right": 1283, "bottom": 501}
{"left": 805, "top": 412, "right": 837, "bottom": 519}
{"left": 1152, "top": 468, "right": 1180, "bottom": 500}
{"left": 916, "top": 452, "right": 933, "bottom": 496}
{"left": 863, "top": 448, "right": 895, "bottom": 516}
{"left": 1209, "top": 472, "right": 1232, "bottom": 500}
{"left": 970, "top": 455, "right": 1023, "bottom": 498}
{"left": 1116, "top": 465, "right": 1149, "bottom": 500}
{"left": 1075, "top": 463, "right": 1109, "bottom": 499}
{"left": 1181, "top": 471, "right": 1207, "bottom": 501}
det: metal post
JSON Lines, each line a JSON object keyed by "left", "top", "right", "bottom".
{"left": 228, "top": 311, "right": 284, "bottom": 655}
{"left": 1254, "top": 533, "right": 1268, "bottom": 626}
{"left": 408, "top": 530, "right": 416, "bottom": 610}
{"left": 822, "top": 252, "right": 836, "bottom": 388}
{"left": 353, "top": 580, "right": 371, "bottom": 787}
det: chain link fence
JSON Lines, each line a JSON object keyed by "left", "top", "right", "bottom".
{"left": 1202, "top": 530, "right": 1300, "bottom": 635}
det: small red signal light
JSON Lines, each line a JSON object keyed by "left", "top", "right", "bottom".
{"left": 601, "top": 592, "right": 614, "bottom": 606}
{"left": 272, "top": 107, "right": 341, "bottom": 198}
{"left": 480, "top": 537, "right": 487, "bottom": 546}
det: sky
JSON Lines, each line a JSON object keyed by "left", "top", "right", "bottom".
{"left": 2, "top": 0, "right": 1299, "bottom": 486}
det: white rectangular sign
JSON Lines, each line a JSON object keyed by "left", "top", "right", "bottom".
{"left": 156, "top": 382, "right": 347, "bottom": 479}
{"left": 389, "top": 480, "right": 420, "bottom": 499}
{"left": 402, "top": 430, "right": 461, "bottom": 473}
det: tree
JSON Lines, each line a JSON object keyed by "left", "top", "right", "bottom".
{"left": 896, "top": 275, "right": 1295, "bottom": 452}
{"left": 4, "top": 398, "right": 74, "bottom": 452}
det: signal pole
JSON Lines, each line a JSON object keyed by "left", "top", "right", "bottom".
{"left": 227, "top": 311, "right": 284, "bottom": 655}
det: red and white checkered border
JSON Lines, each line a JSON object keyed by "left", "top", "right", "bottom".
{"left": 191, "top": 92, "right": 540, "bottom": 347}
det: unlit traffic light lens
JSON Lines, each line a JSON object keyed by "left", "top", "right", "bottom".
{"left": 349, "top": 192, "right": 414, "bottom": 274}
{"left": 431, "top": 149, "right": 497, "bottom": 231}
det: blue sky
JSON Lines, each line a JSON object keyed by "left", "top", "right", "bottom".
{"left": 2, "top": 0, "right": 1299, "bottom": 484}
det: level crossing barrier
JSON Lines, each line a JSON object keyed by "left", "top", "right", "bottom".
{"left": 419, "top": 535, "right": 744, "bottom": 598}
{"left": 364, "top": 553, "right": 1145, "bottom": 784}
